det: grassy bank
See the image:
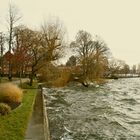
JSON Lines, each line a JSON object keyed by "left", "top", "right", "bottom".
{"left": 0, "top": 89, "right": 37, "bottom": 140}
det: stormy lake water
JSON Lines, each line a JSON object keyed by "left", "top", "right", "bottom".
{"left": 43, "top": 78, "right": 140, "bottom": 140}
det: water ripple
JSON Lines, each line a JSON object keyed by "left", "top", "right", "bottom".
{"left": 44, "top": 78, "right": 140, "bottom": 139}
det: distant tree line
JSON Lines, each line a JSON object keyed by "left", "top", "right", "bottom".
{"left": 0, "top": 3, "right": 140, "bottom": 86}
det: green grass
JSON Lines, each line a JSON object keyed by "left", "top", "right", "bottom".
{"left": 19, "top": 81, "right": 38, "bottom": 89}
{"left": 0, "top": 89, "right": 37, "bottom": 140}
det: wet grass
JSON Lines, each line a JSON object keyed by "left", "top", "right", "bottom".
{"left": 0, "top": 89, "right": 37, "bottom": 140}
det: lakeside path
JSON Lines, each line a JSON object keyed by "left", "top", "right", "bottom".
{"left": 25, "top": 89, "right": 45, "bottom": 140}
{"left": 0, "top": 78, "right": 50, "bottom": 140}
{"left": 5, "top": 78, "right": 45, "bottom": 140}
{"left": 11, "top": 78, "right": 45, "bottom": 140}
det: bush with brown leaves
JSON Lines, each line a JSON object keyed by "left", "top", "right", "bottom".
{"left": 0, "top": 83, "right": 23, "bottom": 105}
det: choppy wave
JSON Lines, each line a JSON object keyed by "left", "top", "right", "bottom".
{"left": 44, "top": 78, "right": 140, "bottom": 140}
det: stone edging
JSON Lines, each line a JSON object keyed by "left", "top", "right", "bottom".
{"left": 40, "top": 86, "right": 51, "bottom": 140}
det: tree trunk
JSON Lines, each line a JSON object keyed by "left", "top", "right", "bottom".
{"left": 29, "top": 74, "right": 33, "bottom": 86}
{"left": 8, "top": 61, "right": 12, "bottom": 81}
{"left": 8, "top": 24, "right": 13, "bottom": 81}
{"left": 19, "top": 68, "right": 22, "bottom": 87}
{"left": 29, "top": 68, "right": 35, "bottom": 86}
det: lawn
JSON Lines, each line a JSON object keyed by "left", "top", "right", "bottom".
{"left": 19, "top": 80, "right": 38, "bottom": 89}
{"left": 0, "top": 89, "right": 37, "bottom": 140}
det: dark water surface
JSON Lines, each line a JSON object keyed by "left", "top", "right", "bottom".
{"left": 43, "top": 78, "right": 140, "bottom": 140}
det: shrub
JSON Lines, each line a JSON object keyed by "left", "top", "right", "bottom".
{"left": 0, "top": 103, "right": 11, "bottom": 115}
{"left": 0, "top": 83, "right": 23, "bottom": 105}
{"left": 37, "top": 63, "right": 60, "bottom": 82}
{"left": 51, "top": 69, "right": 71, "bottom": 87}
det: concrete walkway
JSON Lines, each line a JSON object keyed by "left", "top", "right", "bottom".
{"left": 25, "top": 89, "right": 45, "bottom": 140}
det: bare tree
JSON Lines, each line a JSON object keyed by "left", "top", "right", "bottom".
{"left": 13, "top": 26, "right": 44, "bottom": 86}
{"left": 6, "top": 3, "right": 21, "bottom": 80}
{"left": 70, "top": 30, "right": 94, "bottom": 78}
{"left": 41, "top": 18, "right": 66, "bottom": 61}
{"left": 92, "top": 35, "right": 109, "bottom": 79}
{"left": 71, "top": 30, "right": 109, "bottom": 80}
{"left": 0, "top": 32, "right": 5, "bottom": 79}
{"left": 12, "top": 18, "right": 66, "bottom": 86}
{"left": 108, "top": 58, "right": 125, "bottom": 77}
{"left": 66, "top": 55, "right": 76, "bottom": 67}
{"left": 132, "top": 65, "right": 136, "bottom": 75}
{"left": 137, "top": 63, "right": 140, "bottom": 76}
{"left": 121, "top": 63, "right": 130, "bottom": 76}
{"left": 12, "top": 25, "right": 31, "bottom": 84}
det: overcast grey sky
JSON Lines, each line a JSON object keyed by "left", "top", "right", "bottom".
{"left": 0, "top": 0, "right": 140, "bottom": 66}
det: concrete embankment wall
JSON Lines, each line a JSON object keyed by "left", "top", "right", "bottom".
{"left": 40, "top": 86, "right": 51, "bottom": 140}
